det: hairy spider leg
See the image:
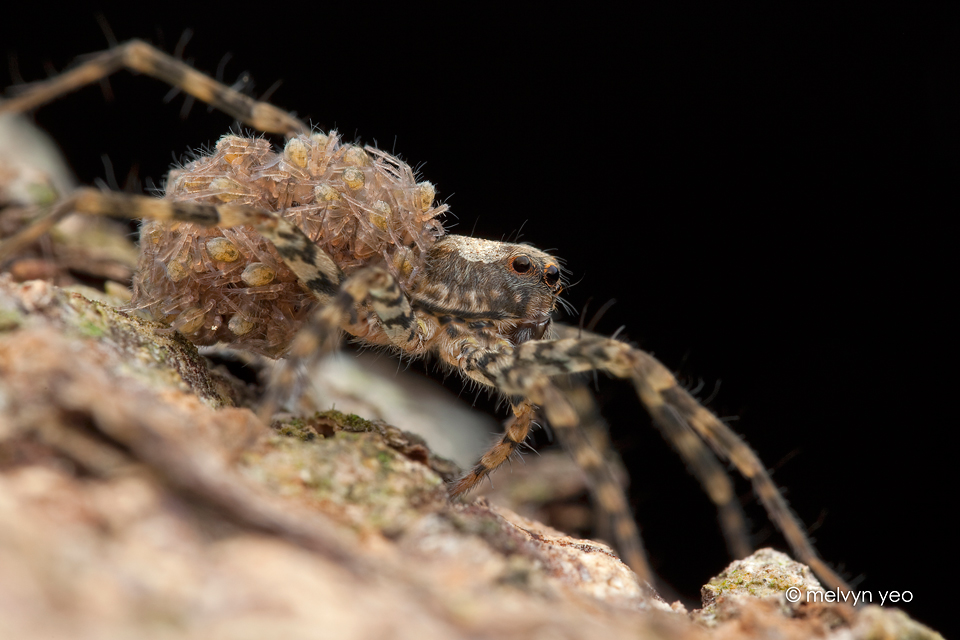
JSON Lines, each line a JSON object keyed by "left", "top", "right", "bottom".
{"left": 258, "top": 265, "right": 420, "bottom": 421}
{"left": 550, "top": 326, "right": 753, "bottom": 561}
{"left": 463, "top": 335, "right": 850, "bottom": 592}
{"left": 0, "top": 40, "right": 308, "bottom": 136}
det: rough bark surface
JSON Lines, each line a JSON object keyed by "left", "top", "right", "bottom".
{"left": 0, "top": 276, "right": 944, "bottom": 640}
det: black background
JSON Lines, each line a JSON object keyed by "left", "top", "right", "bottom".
{"left": 2, "top": 4, "right": 955, "bottom": 635}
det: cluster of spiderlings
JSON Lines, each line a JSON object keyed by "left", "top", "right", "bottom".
{"left": 131, "top": 131, "right": 447, "bottom": 357}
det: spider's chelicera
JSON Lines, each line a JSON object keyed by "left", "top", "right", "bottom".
{"left": 0, "top": 39, "right": 851, "bottom": 594}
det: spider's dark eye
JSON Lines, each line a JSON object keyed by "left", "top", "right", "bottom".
{"left": 511, "top": 255, "right": 532, "bottom": 273}
{"left": 544, "top": 264, "right": 560, "bottom": 286}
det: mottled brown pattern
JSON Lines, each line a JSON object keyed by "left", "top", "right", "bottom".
{"left": 133, "top": 132, "right": 445, "bottom": 356}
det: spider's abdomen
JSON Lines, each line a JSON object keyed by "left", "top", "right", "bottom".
{"left": 132, "top": 132, "right": 447, "bottom": 356}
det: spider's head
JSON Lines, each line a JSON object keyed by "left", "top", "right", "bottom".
{"left": 414, "top": 235, "right": 565, "bottom": 345}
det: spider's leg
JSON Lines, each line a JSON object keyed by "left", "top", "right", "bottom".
{"left": 0, "top": 197, "right": 80, "bottom": 261}
{"left": 451, "top": 379, "right": 656, "bottom": 581}
{"left": 647, "top": 363, "right": 852, "bottom": 591}
{"left": 1, "top": 40, "right": 308, "bottom": 136}
{"left": 548, "top": 387, "right": 655, "bottom": 585}
{"left": 549, "top": 325, "right": 754, "bottom": 559}
{"left": 629, "top": 377, "right": 752, "bottom": 559}
{"left": 256, "top": 265, "right": 422, "bottom": 421}
{"left": 451, "top": 400, "right": 538, "bottom": 496}
{"left": 553, "top": 375, "right": 649, "bottom": 557}
{"left": 472, "top": 335, "right": 851, "bottom": 592}
{"left": 453, "top": 344, "right": 655, "bottom": 585}
{"left": 0, "top": 187, "right": 337, "bottom": 272}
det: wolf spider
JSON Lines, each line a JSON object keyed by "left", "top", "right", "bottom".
{"left": 0, "top": 39, "right": 850, "bottom": 593}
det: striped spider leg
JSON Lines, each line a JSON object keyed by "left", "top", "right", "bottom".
{"left": 0, "top": 39, "right": 852, "bottom": 593}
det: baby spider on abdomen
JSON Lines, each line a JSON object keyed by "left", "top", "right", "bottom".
{"left": 0, "top": 39, "right": 852, "bottom": 593}
{"left": 133, "top": 130, "right": 448, "bottom": 357}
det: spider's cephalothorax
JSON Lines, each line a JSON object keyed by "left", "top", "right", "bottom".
{"left": 0, "top": 39, "right": 853, "bottom": 595}
{"left": 409, "top": 236, "right": 564, "bottom": 365}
